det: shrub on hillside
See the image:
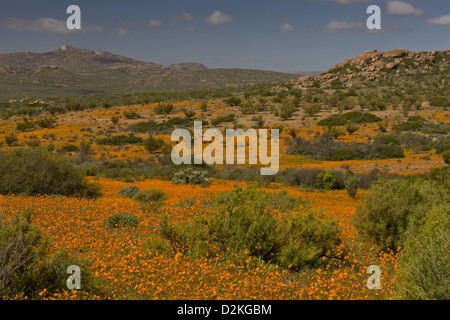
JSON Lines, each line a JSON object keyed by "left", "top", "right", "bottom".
{"left": 353, "top": 177, "right": 448, "bottom": 252}
{"left": 158, "top": 185, "right": 343, "bottom": 271}
{"left": 395, "top": 205, "right": 449, "bottom": 300}
{"left": 0, "top": 212, "right": 97, "bottom": 299}
{"left": 133, "top": 188, "right": 167, "bottom": 203}
{"left": 317, "top": 170, "right": 338, "bottom": 190}
{"left": 0, "top": 148, "right": 100, "bottom": 198}
{"left": 172, "top": 168, "right": 213, "bottom": 186}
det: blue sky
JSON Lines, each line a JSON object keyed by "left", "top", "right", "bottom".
{"left": 1, "top": 0, "right": 450, "bottom": 73}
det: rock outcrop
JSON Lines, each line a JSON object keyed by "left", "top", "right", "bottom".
{"left": 280, "top": 49, "right": 450, "bottom": 91}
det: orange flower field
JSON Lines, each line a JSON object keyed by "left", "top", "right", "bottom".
{"left": 0, "top": 178, "right": 401, "bottom": 300}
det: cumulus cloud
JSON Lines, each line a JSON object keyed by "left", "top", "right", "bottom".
{"left": 427, "top": 14, "right": 450, "bottom": 25}
{"left": 387, "top": 1, "right": 423, "bottom": 16}
{"left": 170, "top": 12, "right": 193, "bottom": 26}
{"left": 114, "top": 25, "right": 130, "bottom": 38}
{"left": 310, "top": 20, "right": 364, "bottom": 33}
{"left": 277, "top": 23, "right": 295, "bottom": 32}
{"left": 1, "top": 17, "right": 76, "bottom": 34}
{"left": 205, "top": 11, "right": 234, "bottom": 25}
{"left": 149, "top": 19, "right": 162, "bottom": 27}
{"left": 0, "top": 17, "right": 103, "bottom": 34}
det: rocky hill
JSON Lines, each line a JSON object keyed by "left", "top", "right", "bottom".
{"left": 284, "top": 49, "right": 450, "bottom": 90}
{"left": 0, "top": 45, "right": 296, "bottom": 100}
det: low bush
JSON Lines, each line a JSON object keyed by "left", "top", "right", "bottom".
{"left": 353, "top": 177, "right": 448, "bottom": 252}
{"left": 96, "top": 134, "right": 143, "bottom": 146}
{"left": 0, "top": 148, "right": 100, "bottom": 198}
{"left": 158, "top": 185, "right": 344, "bottom": 272}
{"left": 395, "top": 205, "right": 449, "bottom": 300}
{"left": 317, "top": 170, "right": 338, "bottom": 190}
{"left": 172, "top": 168, "right": 213, "bottom": 186}
{"left": 133, "top": 188, "right": 167, "bottom": 203}
{"left": 0, "top": 211, "right": 97, "bottom": 299}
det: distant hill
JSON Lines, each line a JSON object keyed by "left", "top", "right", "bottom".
{"left": 0, "top": 45, "right": 296, "bottom": 100}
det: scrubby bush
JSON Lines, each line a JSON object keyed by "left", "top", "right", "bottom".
{"left": 344, "top": 173, "right": 359, "bottom": 198}
{"left": 395, "top": 205, "right": 449, "bottom": 300}
{"left": 0, "top": 212, "right": 97, "bottom": 299}
{"left": 330, "top": 148, "right": 358, "bottom": 161}
{"left": 16, "top": 119, "right": 35, "bottom": 132}
{"left": 143, "top": 136, "right": 168, "bottom": 153}
{"left": 0, "top": 148, "right": 100, "bottom": 198}
{"left": 60, "top": 144, "right": 79, "bottom": 153}
{"left": 353, "top": 177, "right": 448, "bottom": 252}
{"left": 106, "top": 214, "right": 139, "bottom": 229}
{"left": 123, "top": 110, "right": 141, "bottom": 119}
{"left": 223, "top": 96, "right": 242, "bottom": 106}
{"left": 317, "top": 170, "right": 338, "bottom": 190}
{"left": 172, "top": 168, "right": 213, "bottom": 186}
{"left": 442, "top": 150, "right": 450, "bottom": 165}
{"left": 154, "top": 103, "right": 174, "bottom": 114}
{"left": 158, "top": 185, "right": 343, "bottom": 271}
{"left": 133, "top": 188, "right": 167, "bottom": 203}
{"left": 5, "top": 133, "right": 18, "bottom": 147}
{"left": 96, "top": 134, "right": 143, "bottom": 146}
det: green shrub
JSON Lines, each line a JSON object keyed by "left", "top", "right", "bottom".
{"left": 0, "top": 148, "right": 101, "bottom": 198}
{"left": 133, "top": 188, "right": 167, "bottom": 203}
{"left": 117, "top": 185, "right": 140, "bottom": 198}
{"left": 344, "top": 173, "right": 359, "bottom": 198}
{"left": 223, "top": 96, "right": 242, "bottom": 106}
{"left": 16, "top": 119, "right": 35, "bottom": 132}
{"left": 330, "top": 148, "right": 358, "bottom": 161}
{"left": 5, "top": 133, "right": 18, "bottom": 147}
{"left": 0, "top": 212, "right": 96, "bottom": 299}
{"left": 372, "top": 143, "right": 405, "bottom": 159}
{"left": 429, "top": 96, "right": 450, "bottom": 108}
{"left": 154, "top": 103, "right": 174, "bottom": 114}
{"left": 395, "top": 205, "right": 449, "bottom": 299}
{"left": 317, "top": 170, "right": 338, "bottom": 190}
{"left": 276, "top": 212, "right": 343, "bottom": 271}
{"left": 353, "top": 177, "right": 447, "bottom": 251}
{"left": 96, "top": 134, "right": 143, "bottom": 146}
{"left": 210, "top": 114, "right": 235, "bottom": 126}
{"left": 106, "top": 214, "right": 139, "bottom": 229}
{"left": 143, "top": 136, "right": 168, "bottom": 153}
{"left": 123, "top": 110, "right": 141, "bottom": 119}
{"left": 158, "top": 185, "right": 343, "bottom": 271}
{"left": 374, "top": 135, "right": 400, "bottom": 145}
{"left": 443, "top": 150, "right": 450, "bottom": 165}
{"left": 60, "top": 144, "right": 79, "bottom": 152}
{"left": 172, "top": 168, "right": 213, "bottom": 186}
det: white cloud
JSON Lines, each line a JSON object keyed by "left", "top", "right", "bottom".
{"left": 310, "top": 20, "right": 364, "bottom": 33}
{"left": 0, "top": 17, "right": 103, "bottom": 34}
{"left": 114, "top": 26, "right": 130, "bottom": 38}
{"left": 205, "top": 11, "right": 234, "bottom": 25}
{"left": 149, "top": 19, "right": 162, "bottom": 27}
{"left": 170, "top": 12, "right": 193, "bottom": 26}
{"left": 1, "top": 17, "right": 75, "bottom": 34}
{"left": 277, "top": 23, "right": 295, "bottom": 32}
{"left": 387, "top": 1, "right": 423, "bottom": 16}
{"left": 427, "top": 14, "right": 450, "bottom": 25}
